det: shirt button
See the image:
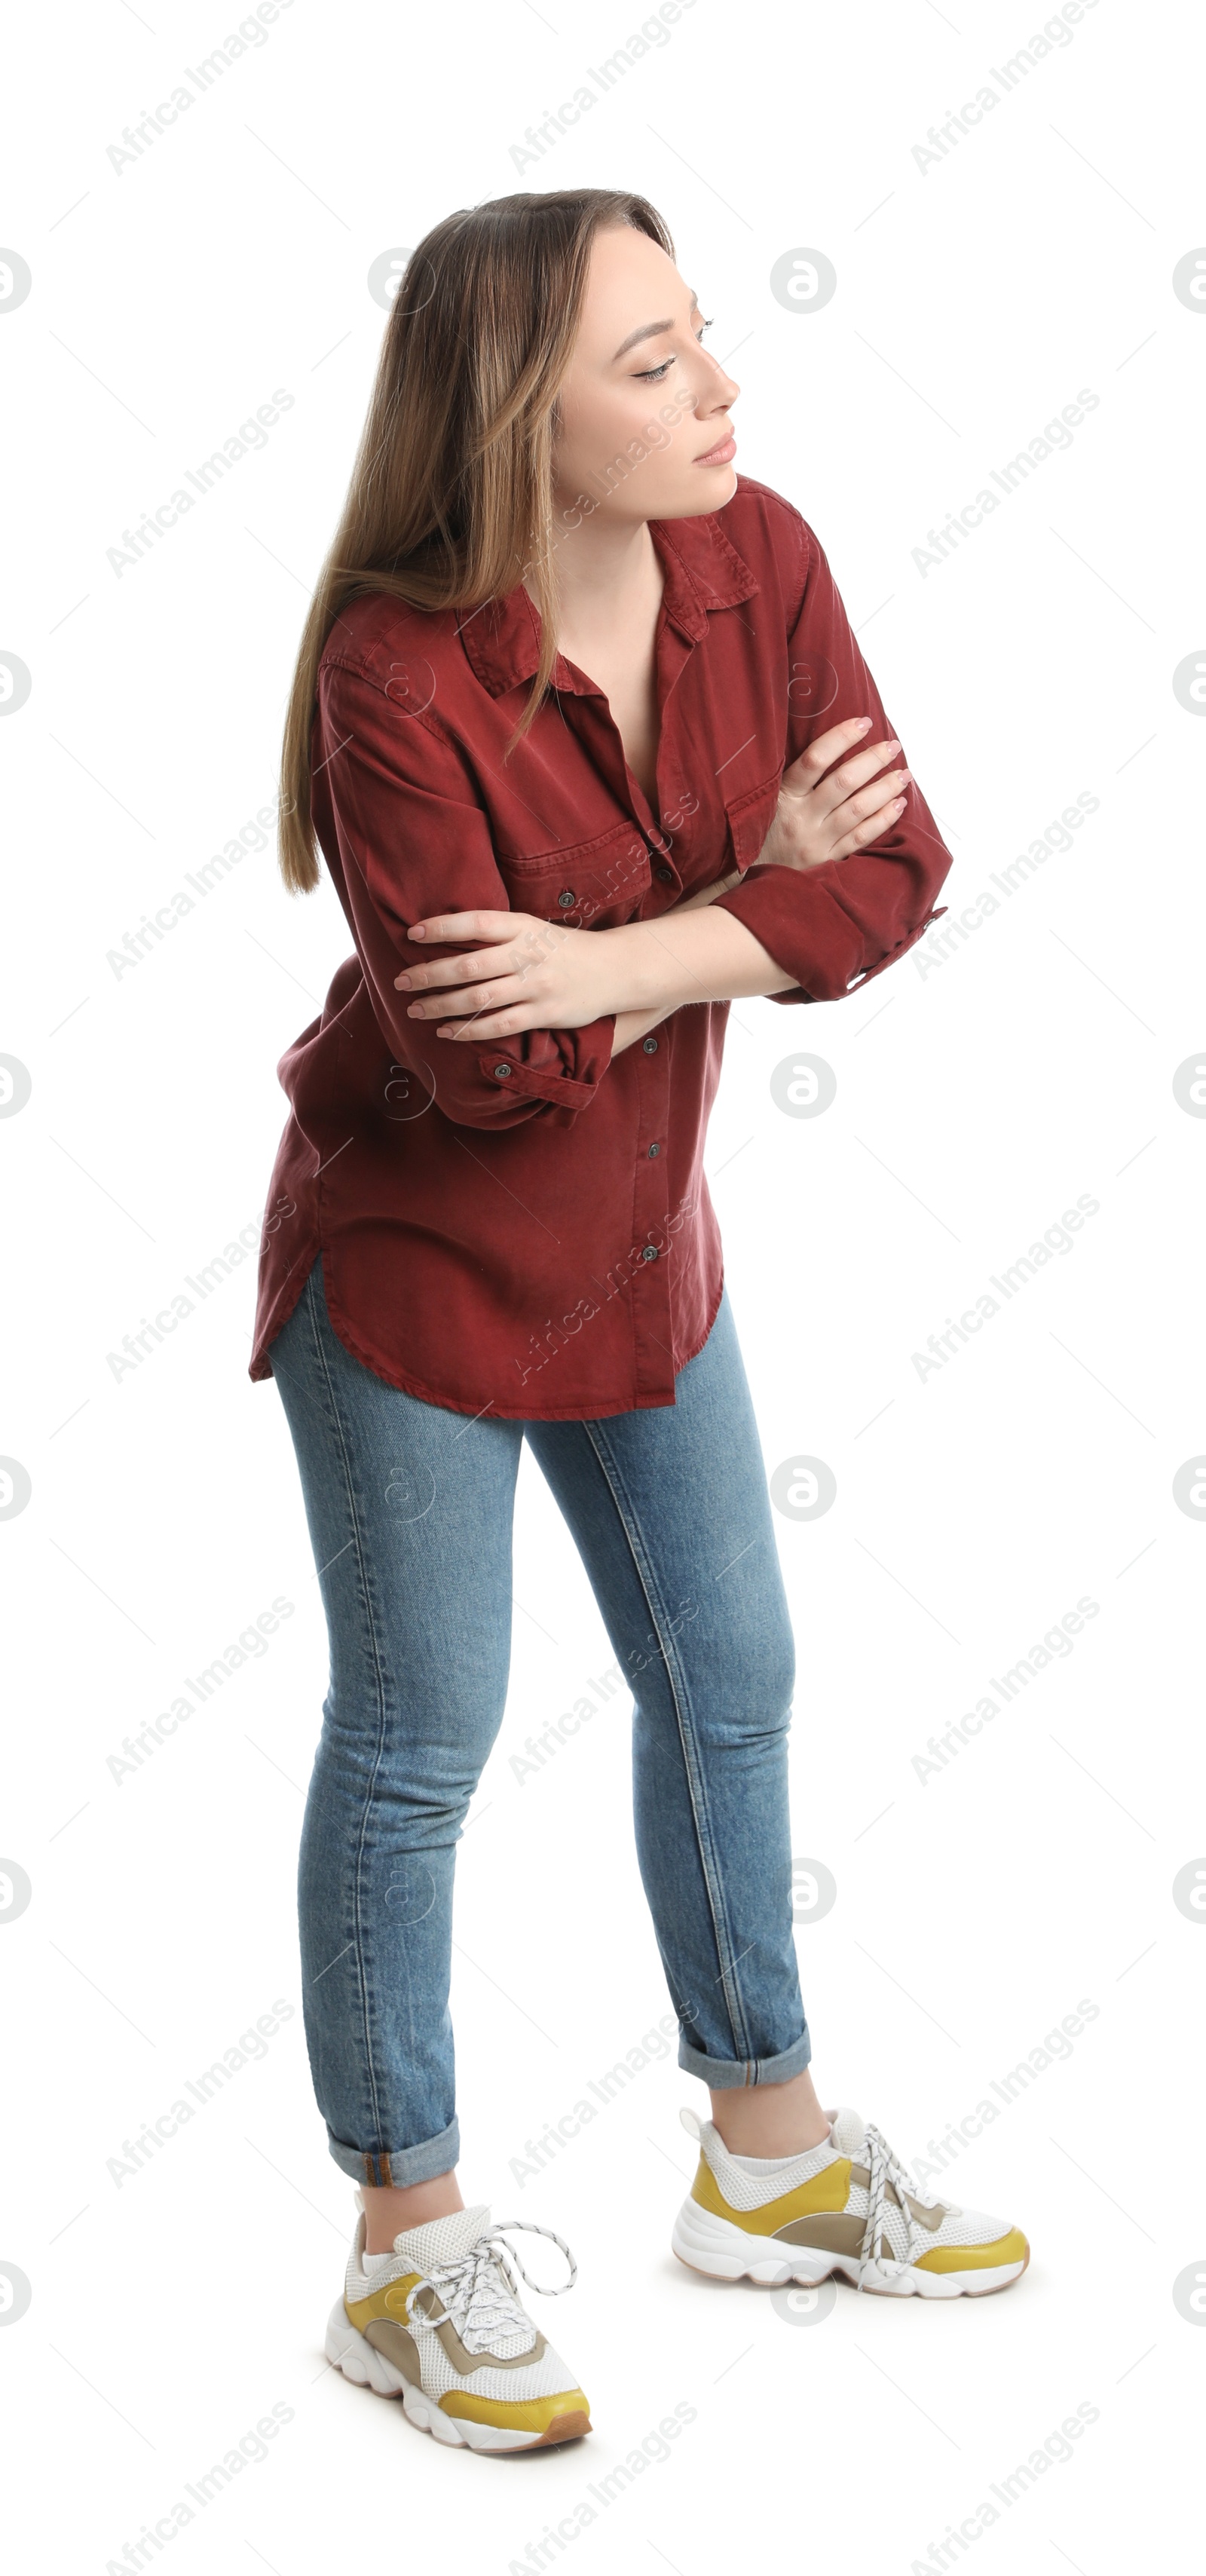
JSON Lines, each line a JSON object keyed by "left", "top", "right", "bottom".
{"left": 641, "top": 1245, "right": 658, "bottom": 1262}
{"left": 655, "top": 865, "right": 674, "bottom": 884}
{"left": 494, "top": 1062, "right": 513, "bottom": 1079}
{"left": 557, "top": 890, "right": 576, "bottom": 910}
{"left": 642, "top": 1037, "right": 658, "bottom": 1054}
{"left": 647, "top": 1142, "right": 660, "bottom": 1157}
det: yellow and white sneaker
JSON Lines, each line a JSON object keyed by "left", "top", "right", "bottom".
{"left": 672, "top": 2105, "right": 1029, "bottom": 2299}
{"left": 326, "top": 2197, "right": 592, "bottom": 2449}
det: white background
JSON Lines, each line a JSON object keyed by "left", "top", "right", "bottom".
{"left": 2, "top": 0, "right": 1204, "bottom": 2567}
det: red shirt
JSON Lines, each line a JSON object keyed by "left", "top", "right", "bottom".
{"left": 249, "top": 477, "right": 950, "bottom": 1417}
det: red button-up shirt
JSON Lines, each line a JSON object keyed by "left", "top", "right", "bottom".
{"left": 249, "top": 476, "right": 950, "bottom": 1417}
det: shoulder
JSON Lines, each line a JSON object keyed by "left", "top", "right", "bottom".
{"left": 314, "top": 590, "right": 477, "bottom": 772}
{"left": 317, "top": 590, "right": 464, "bottom": 698}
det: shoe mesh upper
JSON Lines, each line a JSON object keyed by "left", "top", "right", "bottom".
{"left": 343, "top": 2203, "right": 580, "bottom": 2401}
{"left": 923, "top": 2207, "right": 1011, "bottom": 2248}
{"left": 698, "top": 2119, "right": 840, "bottom": 2210}
{"left": 699, "top": 2113, "right": 1013, "bottom": 2254}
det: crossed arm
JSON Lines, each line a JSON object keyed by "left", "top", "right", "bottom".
{"left": 394, "top": 716, "right": 914, "bottom": 1056}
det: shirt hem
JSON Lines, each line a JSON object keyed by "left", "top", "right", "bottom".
{"left": 247, "top": 1233, "right": 321, "bottom": 1383}
{"left": 251, "top": 1246, "right": 726, "bottom": 1421}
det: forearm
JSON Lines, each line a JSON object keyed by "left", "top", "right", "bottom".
{"left": 608, "top": 895, "right": 799, "bottom": 1023}
{"left": 611, "top": 867, "right": 746, "bottom": 1055}
{"left": 611, "top": 997, "right": 677, "bottom": 1057}
{"left": 399, "top": 865, "right": 797, "bottom": 1055}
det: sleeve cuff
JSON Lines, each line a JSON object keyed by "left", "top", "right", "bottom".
{"left": 474, "top": 1013, "right": 615, "bottom": 1108}
{"left": 713, "top": 866, "right": 865, "bottom": 1001}
{"left": 715, "top": 867, "right": 949, "bottom": 1005}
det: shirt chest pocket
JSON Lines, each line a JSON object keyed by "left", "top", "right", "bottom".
{"left": 724, "top": 770, "right": 782, "bottom": 872}
{"left": 494, "top": 819, "right": 653, "bottom": 930}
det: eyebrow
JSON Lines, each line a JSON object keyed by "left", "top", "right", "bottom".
{"left": 612, "top": 290, "right": 698, "bottom": 362}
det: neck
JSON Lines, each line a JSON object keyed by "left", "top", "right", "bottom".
{"left": 529, "top": 510, "right": 660, "bottom": 641}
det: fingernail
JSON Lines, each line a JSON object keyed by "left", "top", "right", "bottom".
{"left": 856, "top": 716, "right": 873, "bottom": 732}
{"left": 395, "top": 973, "right": 411, "bottom": 989}
{"left": 410, "top": 926, "right": 427, "bottom": 941}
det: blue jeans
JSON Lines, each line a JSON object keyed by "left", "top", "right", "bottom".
{"left": 269, "top": 1257, "right": 811, "bottom": 2185}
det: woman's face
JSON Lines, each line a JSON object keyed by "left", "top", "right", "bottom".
{"left": 551, "top": 222, "right": 740, "bottom": 529}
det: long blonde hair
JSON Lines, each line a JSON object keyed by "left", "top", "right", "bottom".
{"left": 277, "top": 188, "right": 674, "bottom": 893}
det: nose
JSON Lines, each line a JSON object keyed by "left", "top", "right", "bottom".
{"left": 703, "top": 356, "right": 739, "bottom": 410}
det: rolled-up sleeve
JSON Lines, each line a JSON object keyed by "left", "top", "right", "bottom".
{"left": 313, "top": 658, "right": 615, "bottom": 1128}
{"left": 712, "top": 521, "right": 951, "bottom": 1003}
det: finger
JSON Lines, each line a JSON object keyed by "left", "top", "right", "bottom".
{"left": 404, "top": 909, "right": 515, "bottom": 946}
{"left": 397, "top": 944, "right": 526, "bottom": 993}
{"left": 829, "top": 767, "right": 912, "bottom": 829}
{"left": 437, "top": 1005, "right": 537, "bottom": 1041}
{"left": 803, "top": 750, "right": 906, "bottom": 829}
{"left": 406, "top": 978, "right": 525, "bottom": 1020}
{"left": 808, "top": 740, "right": 904, "bottom": 813}
{"left": 830, "top": 770, "right": 911, "bottom": 829}
{"left": 785, "top": 732, "right": 900, "bottom": 804}
{"left": 828, "top": 795, "right": 908, "bottom": 860}
{"left": 790, "top": 714, "right": 874, "bottom": 774}
{"left": 786, "top": 715, "right": 891, "bottom": 786}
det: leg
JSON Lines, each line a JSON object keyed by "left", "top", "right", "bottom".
{"left": 268, "top": 1259, "right": 524, "bottom": 2244}
{"left": 525, "top": 1287, "right": 826, "bottom": 2153}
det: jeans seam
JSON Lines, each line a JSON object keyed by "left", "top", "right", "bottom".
{"left": 299, "top": 1268, "right": 395, "bottom": 2158}
{"left": 580, "top": 1417, "right": 755, "bottom": 2072}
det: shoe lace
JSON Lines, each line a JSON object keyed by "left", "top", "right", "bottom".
{"left": 859, "top": 2124, "right": 943, "bottom": 2280}
{"left": 403, "top": 2219, "right": 577, "bottom": 2354}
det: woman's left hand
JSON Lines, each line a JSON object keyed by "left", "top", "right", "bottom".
{"left": 394, "top": 909, "right": 647, "bottom": 1040}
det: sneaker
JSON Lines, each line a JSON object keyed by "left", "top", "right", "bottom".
{"left": 326, "top": 2197, "right": 592, "bottom": 2450}
{"left": 671, "top": 2105, "right": 1029, "bottom": 2299}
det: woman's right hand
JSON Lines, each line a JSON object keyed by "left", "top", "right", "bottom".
{"left": 755, "top": 715, "right": 911, "bottom": 873}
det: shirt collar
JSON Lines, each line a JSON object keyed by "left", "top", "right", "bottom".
{"left": 457, "top": 504, "right": 760, "bottom": 699}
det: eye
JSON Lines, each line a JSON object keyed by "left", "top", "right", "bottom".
{"left": 634, "top": 317, "right": 715, "bottom": 381}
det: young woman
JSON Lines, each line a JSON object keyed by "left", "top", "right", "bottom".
{"left": 249, "top": 188, "right": 1029, "bottom": 2455}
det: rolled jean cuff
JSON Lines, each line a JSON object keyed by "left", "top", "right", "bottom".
{"left": 326, "top": 2114, "right": 461, "bottom": 2188}
{"left": 677, "top": 2020, "right": 813, "bottom": 2091}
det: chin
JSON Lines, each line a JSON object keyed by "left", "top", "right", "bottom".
{"left": 660, "top": 466, "right": 740, "bottom": 522}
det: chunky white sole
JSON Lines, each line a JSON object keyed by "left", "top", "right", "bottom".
{"left": 671, "top": 2199, "right": 1027, "bottom": 2299}
{"left": 324, "top": 2302, "right": 574, "bottom": 2451}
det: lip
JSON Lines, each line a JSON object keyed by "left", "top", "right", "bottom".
{"left": 694, "top": 431, "right": 736, "bottom": 466}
